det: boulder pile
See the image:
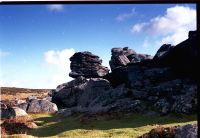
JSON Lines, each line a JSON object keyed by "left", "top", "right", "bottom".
{"left": 69, "top": 51, "right": 109, "bottom": 78}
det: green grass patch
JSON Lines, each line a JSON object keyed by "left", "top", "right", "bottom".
{"left": 22, "top": 113, "right": 197, "bottom": 138}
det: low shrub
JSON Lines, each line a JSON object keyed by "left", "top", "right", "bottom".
{"left": 1, "top": 116, "right": 37, "bottom": 135}
{"left": 139, "top": 125, "right": 178, "bottom": 138}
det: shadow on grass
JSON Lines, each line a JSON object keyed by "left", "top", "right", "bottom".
{"left": 29, "top": 113, "right": 197, "bottom": 137}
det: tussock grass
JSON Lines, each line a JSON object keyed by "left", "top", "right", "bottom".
{"left": 1, "top": 116, "right": 37, "bottom": 137}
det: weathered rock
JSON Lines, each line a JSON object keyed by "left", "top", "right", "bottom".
{"left": 109, "top": 54, "right": 130, "bottom": 70}
{"left": 147, "top": 96, "right": 159, "bottom": 103}
{"left": 26, "top": 96, "right": 37, "bottom": 102}
{"left": 175, "top": 124, "right": 197, "bottom": 138}
{"left": 171, "top": 84, "right": 197, "bottom": 114}
{"left": 42, "top": 96, "right": 52, "bottom": 102}
{"left": 52, "top": 78, "right": 88, "bottom": 107}
{"left": 109, "top": 47, "right": 152, "bottom": 71}
{"left": 129, "top": 54, "right": 153, "bottom": 63}
{"left": 52, "top": 30, "right": 197, "bottom": 115}
{"left": 48, "top": 89, "right": 56, "bottom": 97}
{"left": 17, "top": 103, "right": 28, "bottom": 111}
{"left": 149, "top": 79, "right": 183, "bottom": 97}
{"left": 153, "top": 44, "right": 174, "bottom": 60}
{"left": 107, "top": 99, "right": 146, "bottom": 113}
{"left": 154, "top": 98, "right": 170, "bottom": 114}
{"left": 69, "top": 51, "right": 109, "bottom": 78}
{"left": 78, "top": 78, "right": 111, "bottom": 107}
{"left": 26, "top": 99, "right": 58, "bottom": 113}
{"left": 153, "top": 30, "right": 198, "bottom": 79}
{"left": 56, "top": 76, "right": 87, "bottom": 91}
{"left": 15, "top": 99, "right": 26, "bottom": 105}
{"left": 12, "top": 107, "right": 27, "bottom": 117}
{"left": 57, "top": 108, "right": 72, "bottom": 117}
{"left": 131, "top": 89, "right": 148, "bottom": 99}
{"left": 52, "top": 78, "right": 111, "bottom": 108}
{"left": 1, "top": 107, "right": 27, "bottom": 119}
{"left": 103, "top": 66, "right": 128, "bottom": 87}
{"left": 188, "top": 30, "right": 196, "bottom": 38}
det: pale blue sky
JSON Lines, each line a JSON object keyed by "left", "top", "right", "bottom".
{"left": 0, "top": 4, "right": 196, "bottom": 88}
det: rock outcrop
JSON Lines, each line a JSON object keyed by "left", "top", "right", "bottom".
{"left": 52, "top": 77, "right": 111, "bottom": 108}
{"left": 153, "top": 30, "right": 198, "bottom": 79}
{"left": 109, "top": 47, "right": 152, "bottom": 71}
{"left": 52, "top": 78, "right": 146, "bottom": 114}
{"left": 51, "top": 30, "right": 197, "bottom": 116}
{"left": 52, "top": 71, "right": 197, "bottom": 115}
{"left": 17, "top": 97, "right": 58, "bottom": 113}
{"left": 69, "top": 51, "right": 109, "bottom": 78}
{"left": 153, "top": 44, "right": 174, "bottom": 60}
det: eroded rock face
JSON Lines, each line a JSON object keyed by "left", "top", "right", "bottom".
{"left": 69, "top": 51, "right": 109, "bottom": 78}
{"left": 52, "top": 78, "right": 148, "bottom": 114}
{"left": 109, "top": 47, "right": 152, "bottom": 71}
{"left": 52, "top": 77, "right": 111, "bottom": 108}
{"left": 103, "top": 66, "right": 128, "bottom": 87}
{"left": 127, "top": 63, "right": 197, "bottom": 114}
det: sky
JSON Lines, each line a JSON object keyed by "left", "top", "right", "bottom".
{"left": 0, "top": 4, "right": 196, "bottom": 89}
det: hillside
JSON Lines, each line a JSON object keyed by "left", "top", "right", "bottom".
{"left": 1, "top": 87, "right": 51, "bottom": 103}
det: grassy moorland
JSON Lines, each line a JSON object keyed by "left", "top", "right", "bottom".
{"left": 1, "top": 87, "right": 50, "bottom": 102}
{"left": 1, "top": 87, "right": 197, "bottom": 138}
{"left": 4, "top": 113, "right": 196, "bottom": 138}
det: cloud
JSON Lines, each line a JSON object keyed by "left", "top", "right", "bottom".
{"left": 142, "top": 38, "right": 150, "bottom": 48}
{"left": 131, "top": 23, "right": 147, "bottom": 33}
{"left": 43, "top": 48, "right": 75, "bottom": 88}
{"left": 0, "top": 49, "right": 10, "bottom": 57}
{"left": 1, "top": 48, "right": 75, "bottom": 89}
{"left": 44, "top": 48, "right": 75, "bottom": 71}
{"left": 47, "top": 4, "right": 64, "bottom": 12}
{"left": 131, "top": 5, "right": 196, "bottom": 45}
{"left": 116, "top": 8, "right": 136, "bottom": 22}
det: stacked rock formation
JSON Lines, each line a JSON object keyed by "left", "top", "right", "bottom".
{"left": 109, "top": 47, "right": 152, "bottom": 71}
{"left": 69, "top": 51, "right": 109, "bottom": 78}
{"left": 50, "top": 30, "right": 197, "bottom": 116}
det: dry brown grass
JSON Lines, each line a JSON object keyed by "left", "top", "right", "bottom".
{"left": 0, "top": 87, "right": 51, "bottom": 102}
{"left": 1, "top": 116, "right": 37, "bottom": 136}
{"left": 139, "top": 125, "right": 178, "bottom": 138}
{"left": 1, "top": 126, "right": 7, "bottom": 138}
